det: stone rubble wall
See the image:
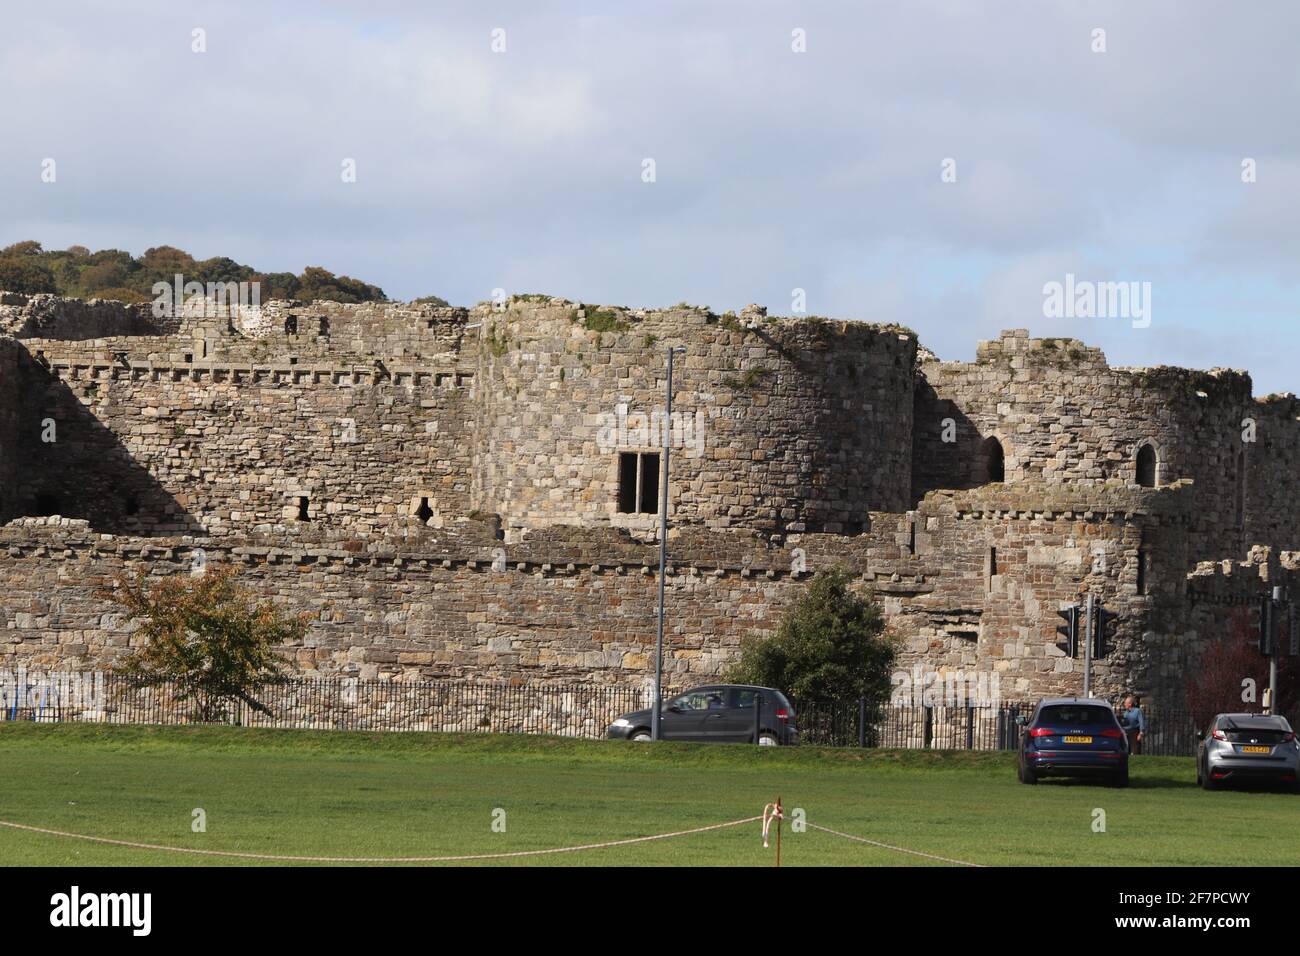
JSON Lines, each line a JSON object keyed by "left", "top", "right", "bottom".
{"left": 0, "top": 293, "right": 174, "bottom": 340}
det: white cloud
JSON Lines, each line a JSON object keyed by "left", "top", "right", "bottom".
{"left": 1, "top": 0, "right": 1298, "bottom": 392}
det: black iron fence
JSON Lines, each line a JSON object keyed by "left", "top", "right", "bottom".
{"left": 1, "top": 673, "right": 1290, "bottom": 757}
{"left": 793, "top": 699, "right": 1299, "bottom": 757}
{"left": 0, "top": 674, "right": 650, "bottom": 738}
{"left": 793, "top": 700, "right": 1033, "bottom": 750}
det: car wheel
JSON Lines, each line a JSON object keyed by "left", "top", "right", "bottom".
{"left": 630, "top": 729, "right": 652, "bottom": 742}
{"left": 1020, "top": 760, "right": 1037, "bottom": 785}
{"left": 1110, "top": 764, "right": 1129, "bottom": 788}
{"left": 756, "top": 732, "right": 779, "bottom": 746}
{"left": 1201, "top": 767, "right": 1219, "bottom": 790}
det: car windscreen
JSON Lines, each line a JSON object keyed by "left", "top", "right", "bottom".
{"left": 1037, "top": 705, "right": 1117, "bottom": 727}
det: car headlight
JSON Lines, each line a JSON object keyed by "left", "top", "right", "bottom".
{"left": 611, "top": 718, "right": 631, "bottom": 728}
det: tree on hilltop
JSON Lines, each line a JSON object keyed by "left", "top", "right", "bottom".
{"left": 0, "top": 240, "right": 390, "bottom": 304}
{"left": 0, "top": 256, "right": 58, "bottom": 294}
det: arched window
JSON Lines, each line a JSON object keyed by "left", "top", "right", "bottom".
{"left": 1135, "top": 443, "right": 1158, "bottom": 488}
{"left": 982, "top": 437, "right": 1005, "bottom": 484}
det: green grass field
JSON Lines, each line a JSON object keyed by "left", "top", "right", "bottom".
{"left": 0, "top": 723, "right": 1295, "bottom": 866}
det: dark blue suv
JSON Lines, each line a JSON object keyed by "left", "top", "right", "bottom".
{"left": 1017, "top": 698, "right": 1129, "bottom": 787}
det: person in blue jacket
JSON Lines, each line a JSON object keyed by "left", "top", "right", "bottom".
{"left": 1118, "top": 694, "right": 1146, "bottom": 755}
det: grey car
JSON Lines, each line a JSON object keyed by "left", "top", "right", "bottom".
{"left": 1196, "top": 713, "right": 1300, "bottom": 792}
{"left": 605, "top": 684, "right": 798, "bottom": 746}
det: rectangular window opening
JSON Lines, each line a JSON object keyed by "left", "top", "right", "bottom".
{"left": 618, "top": 453, "right": 638, "bottom": 514}
{"left": 639, "top": 453, "right": 660, "bottom": 515}
{"left": 617, "top": 452, "right": 661, "bottom": 515}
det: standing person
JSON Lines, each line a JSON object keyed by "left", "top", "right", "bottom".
{"left": 1118, "top": 694, "right": 1145, "bottom": 755}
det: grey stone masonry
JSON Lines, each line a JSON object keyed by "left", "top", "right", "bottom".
{"left": 0, "top": 293, "right": 1295, "bottom": 708}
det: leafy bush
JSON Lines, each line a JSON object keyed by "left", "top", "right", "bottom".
{"left": 724, "top": 566, "right": 896, "bottom": 704}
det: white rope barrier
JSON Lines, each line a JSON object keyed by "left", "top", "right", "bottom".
{"left": 806, "top": 821, "right": 984, "bottom": 867}
{"left": 0, "top": 815, "right": 762, "bottom": 863}
{"left": 1, "top": 807, "right": 984, "bottom": 866}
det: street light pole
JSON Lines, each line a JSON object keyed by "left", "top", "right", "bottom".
{"left": 651, "top": 346, "right": 684, "bottom": 741}
{"left": 1269, "top": 585, "right": 1282, "bottom": 713}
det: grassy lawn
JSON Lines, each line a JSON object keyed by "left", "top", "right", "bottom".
{"left": 0, "top": 723, "right": 1294, "bottom": 866}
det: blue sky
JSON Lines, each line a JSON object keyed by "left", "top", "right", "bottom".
{"left": 3, "top": 1, "right": 1298, "bottom": 393}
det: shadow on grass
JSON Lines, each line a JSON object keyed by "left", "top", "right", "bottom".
{"left": 1033, "top": 777, "right": 1190, "bottom": 791}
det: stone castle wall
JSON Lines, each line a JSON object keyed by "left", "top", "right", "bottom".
{"left": 14, "top": 345, "right": 475, "bottom": 536}
{"left": 0, "top": 292, "right": 1295, "bottom": 709}
{"left": 0, "top": 481, "right": 1193, "bottom": 703}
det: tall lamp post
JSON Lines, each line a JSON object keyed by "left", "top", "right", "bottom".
{"left": 651, "top": 346, "right": 686, "bottom": 741}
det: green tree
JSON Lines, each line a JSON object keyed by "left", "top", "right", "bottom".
{"left": 79, "top": 260, "right": 133, "bottom": 293}
{"left": 0, "top": 257, "right": 58, "bottom": 294}
{"left": 248, "top": 271, "right": 300, "bottom": 300}
{"left": 139, "top": 245, "right": 197, "bottom": 278}
{"left": 194, "top": 256, "right": 254, "bottom": 286}
{"left": 0, "top": 240, "right": 43, "bottom": 258}
{"left": 104, "top": 566, "right": 311, "bottom": 722}
{"left": 0, "top": 242, "right": 391, "bottom": 304}
{"left": 724, "top": 566, "right": 896, "bottom": 703}
{"left": 295, "top": 265, "right": 386, "bottom": 303}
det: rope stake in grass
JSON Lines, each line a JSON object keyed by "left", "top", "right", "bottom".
{"left": 761, "top": 797, "right": 783, "bottom": 867}
{"left": 0, "top": 815, "right": 763, "bottom": 864}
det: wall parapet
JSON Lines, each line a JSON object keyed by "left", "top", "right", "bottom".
{"left": 919, "top": 479, "right": 1195, "bottom": 524}
{"left": 34, "top": 355, "right": 473, "bottom": 389}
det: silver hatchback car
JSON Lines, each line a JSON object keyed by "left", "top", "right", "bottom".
{"left": 1197, "top": 713, "right": 1300, "bottom": 792}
